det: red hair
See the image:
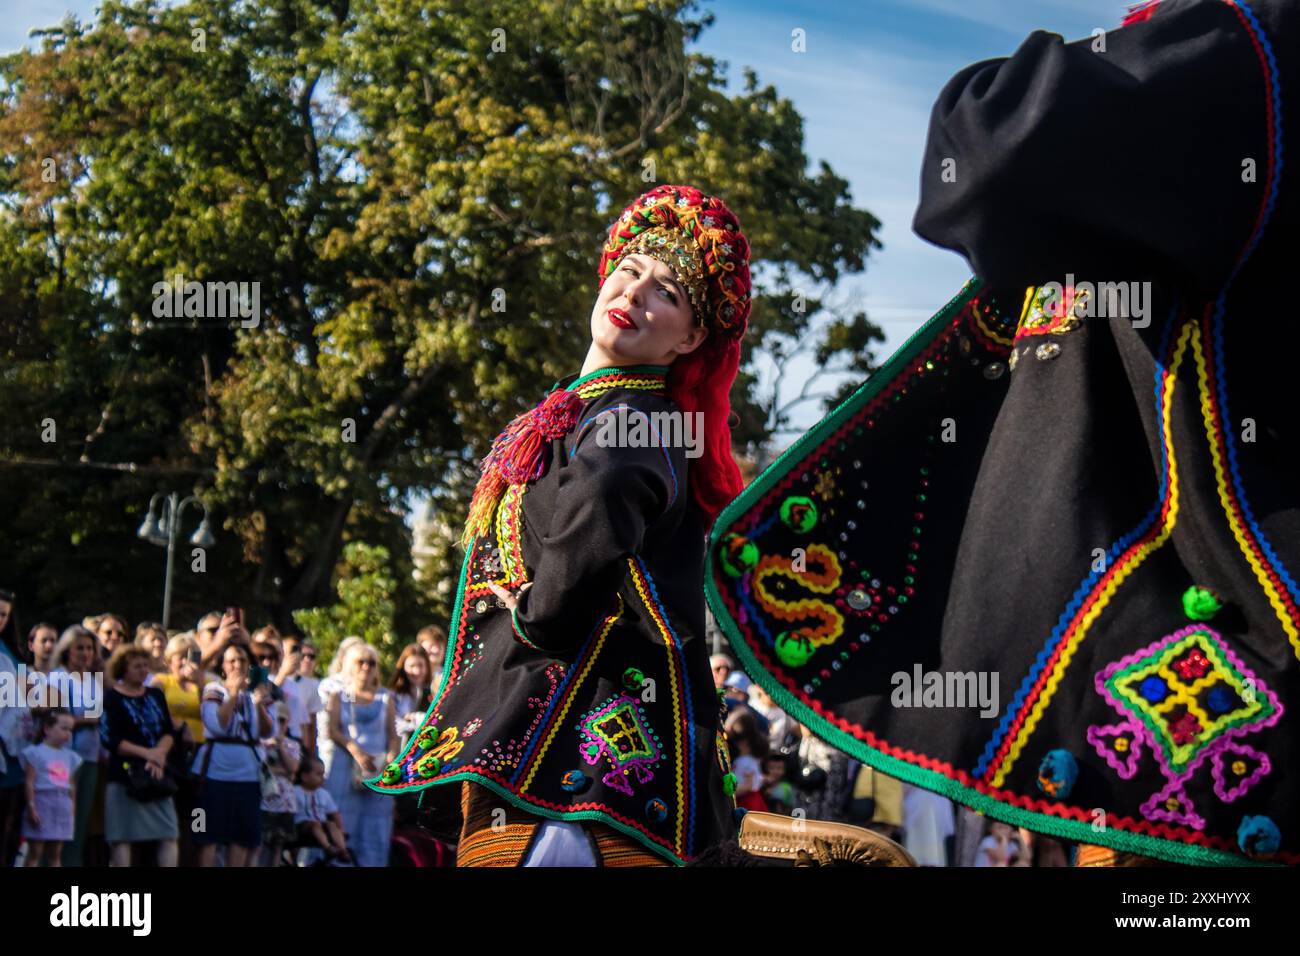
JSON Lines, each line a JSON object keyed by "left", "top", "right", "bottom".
{"left": 668, "top": 334, "right": 744, "bottom": 526}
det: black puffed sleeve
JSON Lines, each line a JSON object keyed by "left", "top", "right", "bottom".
{"left": 913, "top": 0, "right": 1269, "bottom": 296}
{"left": 511, "top": 401, "right": 683, "bottom": 654}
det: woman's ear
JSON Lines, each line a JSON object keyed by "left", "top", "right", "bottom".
{"left": 675, "top": 324, "right": 710, "bottom": 356}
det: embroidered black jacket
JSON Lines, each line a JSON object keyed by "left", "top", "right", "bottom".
{"left": 368, "top": 366, "right": 736, "bottom": 864}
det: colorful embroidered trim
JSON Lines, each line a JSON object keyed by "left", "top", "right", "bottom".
{"left": 979, "top": 313, "right": 1193, "bottom": 787}
{"left": 462, "top": 366, "right": 669, "bottom": 546}
{"left": 510, "top": 606, "right": 541, "bottom": 649}
{"left": 704, "top": 277, "right": 1296, "bottom": 864}
{"left": 494, "top": 482, "right": 527, "bottom": 583}
{"left": 978, "top": 3, "right": 1290, "bottom": 782}
{"left": 713, "top": 284, "right": 979, "bottom": 700}
{"left": 628, "top": 555, "right": 696, "bottom": 855}
{"left": 1192, "top": 309, "right": 1300, "bottom": 656}
{"left": 516, "top": 597, "right": 624, "bottom": 791}
{"left": 567, "top": 365, "right": 670, "bottom": 401}
{"left": 963, "top": 292, "right": 1018, "bottom": 352}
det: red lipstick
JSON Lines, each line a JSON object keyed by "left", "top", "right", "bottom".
{"left": 607, "top": 307, "right": 637, "bottom": 330}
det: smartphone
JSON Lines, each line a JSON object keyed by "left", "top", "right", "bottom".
{"left": 225, "top": 606, "right": 244, "bottom": 628}
{"left": 248, "top": 664, "right": 269, "bottom": 689}
{"left": 186, "top": 647, "right": 202, "bottom": 666}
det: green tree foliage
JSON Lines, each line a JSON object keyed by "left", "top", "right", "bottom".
{"left": 292, "top": 540, "right": 398, "bottom": 672}
{"left": 0, "top": 0, "right": 883, "bottom": 633}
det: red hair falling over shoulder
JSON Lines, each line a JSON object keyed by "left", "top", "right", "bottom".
{"left": 668, "top": 333, "right": 744, "bottom": 527}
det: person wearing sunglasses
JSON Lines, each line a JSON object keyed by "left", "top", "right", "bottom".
{"left": 322, "top": 643, "right": 396, "bottom": 867}
{"left": 95, "top": 614, "right": 127, "bottom": 659}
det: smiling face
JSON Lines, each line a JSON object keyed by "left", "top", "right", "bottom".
{"left": 588, "top": 253, "right": 708, "bottom": 369}
{"left": 347, "top": 647, "right": 380, "bottom": 689}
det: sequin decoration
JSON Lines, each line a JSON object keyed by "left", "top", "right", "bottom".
{"left": 472, "top": 663, "right": 565, "bottom": 774}
{"left": 1015, "top": 284, "right": 1088, "bottom": 341}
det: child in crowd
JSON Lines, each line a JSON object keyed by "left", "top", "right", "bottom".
{"left": 762, "top": 753, "right": 796, "bottom": 815}
{"left": 260, "top": 701, "right": 302, "bottom": 866}
{"left": 976, "top": 819, "right": 1024, "bottom": 867}
{"left": 724, "top": 708, "right": 770, "bottom": 813}
{"left": 294, "top": 754, "right": 351, "bottom": 865}
{"left": 21, "top": 709, "right": 82, "bottom": 867}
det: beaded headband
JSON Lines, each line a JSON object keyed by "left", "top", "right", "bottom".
{"left": 618, "top": 226, "right": 710, "bottom": 325}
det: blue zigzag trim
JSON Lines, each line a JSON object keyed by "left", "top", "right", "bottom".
{"left": 972, "top": 306, "right": 1180, "bottom": 779}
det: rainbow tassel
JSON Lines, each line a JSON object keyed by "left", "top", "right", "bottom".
{"left": 460, "top": 388, "right": 584, "bottom": 547}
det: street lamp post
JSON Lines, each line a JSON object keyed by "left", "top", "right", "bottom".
{"left": 136, "top": 492, "right": 215, "bottom": 630}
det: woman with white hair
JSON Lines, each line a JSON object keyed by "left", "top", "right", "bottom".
{"left": 323, "top": 641, "right": 396, "bottom": 866}
{"left": 315, "top": 636, "right": 363, "bottom": 768}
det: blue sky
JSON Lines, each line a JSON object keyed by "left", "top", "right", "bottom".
{"left": 3, "top": 0, "right": 1125, "bottom": 433}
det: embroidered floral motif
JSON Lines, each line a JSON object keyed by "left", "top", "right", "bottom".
{"left": 1087, "top": 624, "right": 1283, "bottom": 829}
{"left": 578, "top": 693, "right": 663, "bottom": 796}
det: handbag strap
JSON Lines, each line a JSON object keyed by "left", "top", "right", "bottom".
{"left": 197, "top": 692, "right": 261, "bottom": 785}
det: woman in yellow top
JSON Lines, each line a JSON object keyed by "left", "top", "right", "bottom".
{"left": 152, "top": 634, "right": 205, "bottom": 745}
{"left": 149, "top": 633, "right": 207, "bottom": 865}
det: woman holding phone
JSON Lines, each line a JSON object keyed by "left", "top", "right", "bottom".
{"left": 192, "top": 640, "right": 272, "bottom": 866}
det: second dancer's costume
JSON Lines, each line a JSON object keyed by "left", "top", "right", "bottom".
{"left": 707, "top": 0, "right": 1299, "bottom": 866}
